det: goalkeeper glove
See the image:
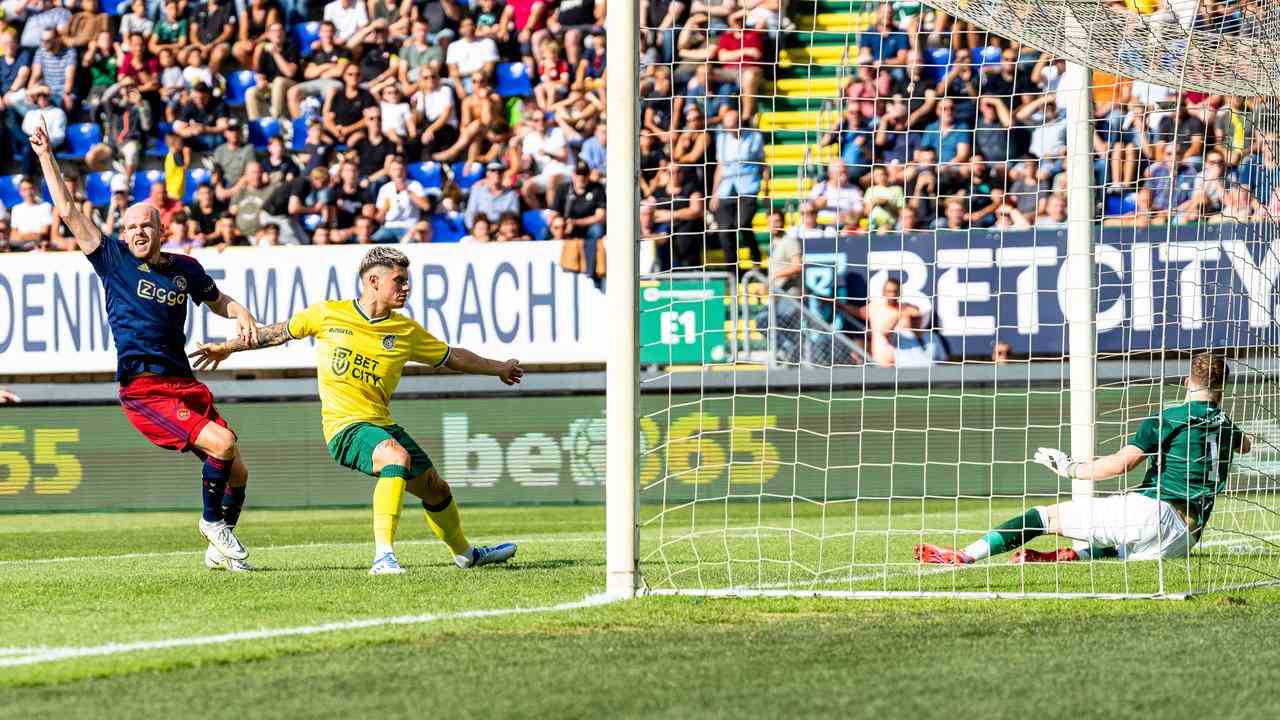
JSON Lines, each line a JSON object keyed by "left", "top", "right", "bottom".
{"left": 1033, "top": 447, "right": 1081, "bottom": 479}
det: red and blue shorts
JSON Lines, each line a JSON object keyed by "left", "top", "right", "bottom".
{"left": 118, "top": 375, "right": 230, "bottom": 458}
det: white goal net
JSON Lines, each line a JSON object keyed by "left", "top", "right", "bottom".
{"left": 615, "top": 0, "right": 1280, "bottom": 598}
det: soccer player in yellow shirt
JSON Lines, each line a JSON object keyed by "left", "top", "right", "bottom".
{"left": 189, "top": 247, "right": 524, "bottom": 575}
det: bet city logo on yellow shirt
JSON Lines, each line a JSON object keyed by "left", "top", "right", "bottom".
{"left": 329, "top": 347, "right": 386, "bottom": 387}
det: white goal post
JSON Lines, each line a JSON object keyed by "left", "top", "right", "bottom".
{"left": 605, "top": 0, "right": 1280, "bottom": 599}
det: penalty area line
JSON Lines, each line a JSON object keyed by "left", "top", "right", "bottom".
{"left": 0, "top": 594, "right": 622, "bottom": 669}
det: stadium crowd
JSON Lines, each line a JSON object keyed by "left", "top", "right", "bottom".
{"left": 0, "top": 0, "right": 1267, "bottom": 267}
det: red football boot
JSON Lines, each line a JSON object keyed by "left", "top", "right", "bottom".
{"left": 1009, "top": 547, "right": 1080, "bottom": 564}
{"left": 914, "top": 543, "right": 975, "bottom": 565}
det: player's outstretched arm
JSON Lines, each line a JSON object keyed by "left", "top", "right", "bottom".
{"left": 30, "top": 118, "right": 102, "bottom": 255}
{"left": 444, "top": 347, "right": 524, "bottom": 385}
{"left": 1033, "top": 445, "right": 1145, "bottom": 481}
{"left": 188, "top": 322, "right": 293, "bottom": 371}
{"left": 205, "top": 293, "right": 259, "bottom": 349}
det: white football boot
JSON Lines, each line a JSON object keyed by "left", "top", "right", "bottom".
{"left": 370, "top": 551, "right": 406, "bottom": 575}
{"left": 198, "top": 518, "right": 248, "bottom": 560}
{"left": 205, "top": 544, "right": 253, "bottom": 572}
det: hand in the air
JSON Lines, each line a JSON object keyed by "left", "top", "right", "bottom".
{"left": 188, "top": 343, "right": 232, "bottom": 371}
{"left": 1033, "top": 447, "right": 1075, "bottom": 478}
{"left": 28, "top": 116, "right": 51, "bottom": 159}
{"left": 498, "top": 359, "right": 525, "bottom": 386}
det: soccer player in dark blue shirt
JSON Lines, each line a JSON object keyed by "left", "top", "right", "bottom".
{"left": 31, "top": 120, "right": 262, "bottom": 572}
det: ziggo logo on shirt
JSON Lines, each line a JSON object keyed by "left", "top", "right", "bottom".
{"left": 135, "top": 278, "right": 188, "bottom": 307}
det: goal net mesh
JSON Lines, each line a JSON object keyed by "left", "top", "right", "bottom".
{"left": 633, "top": 0, "right": 1280, "bottom": 597}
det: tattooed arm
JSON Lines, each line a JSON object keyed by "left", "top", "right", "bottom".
{"left": 188, "top": 322, "right": 293, "bottom": 371}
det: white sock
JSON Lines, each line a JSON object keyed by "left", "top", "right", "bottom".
{"left": 962, "top": 539, "right": 992, "bottom": 562}
{"left": 375, "top": 542, "right": 394, "bottom": 558}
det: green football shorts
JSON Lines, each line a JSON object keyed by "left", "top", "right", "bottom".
{"left": 327, "top": 422, "right": 434, "bottom": 478}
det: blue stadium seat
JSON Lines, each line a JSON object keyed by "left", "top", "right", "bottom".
{"left": 522, "top": 209, "right": 549, "bottom": 241}
{"left": 225, "top": 70, "right": 257, "bottom": 107}
{"left": 291, "top": 117, "right": 309, "bottom": 151}
{"left": 407, "top": 161, "right": 443, "bottom": 188}
{"left": 430, "top": 214, "right": 466, "bottom": 243}
{"left": 132, "top": 169, "right": 165, "bottom": 203}
{"left": 0, "top": 174, "right": 22, "bottom": 209}
{"left": 109, "top": 0, "right": 127, "bottom": 15}
{"left": 495, "top": 63, "right": 533, "bottom": 98}
{"left": 293, "top": 22, "right": 321, "bottom": 54}
{"left": 249, "top": 118, "right": 281, "bottom": 151}
{"left": 183, "top": 167, "right": 211, "bottom": 204}
{"left": 56, "top": 123, "right": 101, "bottom": 160}
{"left": 452, "top": 162, "right": 484, "bottom": 191}
{"left": 85, "top": 171, "right": 116, "bottom": 207}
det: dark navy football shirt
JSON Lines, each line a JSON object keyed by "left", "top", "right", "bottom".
{"left": 85, "top": 236, "right": 221, "bottom": 383}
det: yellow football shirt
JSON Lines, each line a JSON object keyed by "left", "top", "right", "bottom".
{"left": 287, "top": 299, "right": 450, "bottom": 442}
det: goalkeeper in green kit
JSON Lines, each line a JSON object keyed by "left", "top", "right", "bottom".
{"left": 916, "top": 352, "right": 1252, "bottom": 565}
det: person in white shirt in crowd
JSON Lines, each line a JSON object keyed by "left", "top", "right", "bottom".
{"left": 322, "top": 0, "right": 369, "bottom": 44}
{"left": 379, "top": 84, "right": 415, "bottom": 147}
{"left": 373, "top": 154, "right": 431, "bottom": 243}
{"left": 520, "top": 110, "right": 571, "bottom": 208}
{"left": 10, "top": 175, "right": 54, "bottom": 249}
{"left": 412, "top": 68, "right": 459, "bottom": 158}
{"left": 445, "top": 17, "right": 498, "bottom": 96}
{"left": 786, "top": 202, "right": 836, "bottom": 244}
{"left": 807, "top": 159, "right": 863, "bottom": 218}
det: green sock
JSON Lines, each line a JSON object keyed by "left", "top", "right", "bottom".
{"left": 965, "top": 508, "right": 1046, "bottom": 559}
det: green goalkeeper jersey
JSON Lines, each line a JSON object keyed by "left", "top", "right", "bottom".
{"left": 1128, "top": 400, "right": 1246, "bottom": 528}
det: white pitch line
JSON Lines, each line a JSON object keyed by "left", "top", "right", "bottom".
{"left": 0, "top": 593, "right": 621, "bottom": 669}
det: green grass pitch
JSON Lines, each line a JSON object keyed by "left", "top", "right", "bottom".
{"left": 4, "top": 505, "right": 1280, "bottom": 718}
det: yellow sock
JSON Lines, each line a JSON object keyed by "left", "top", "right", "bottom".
{"left": 424, "top": 494, "right": 470, "bottom": 557}
{"left": 372, "top": 466, "right": 408, "bottom": 555}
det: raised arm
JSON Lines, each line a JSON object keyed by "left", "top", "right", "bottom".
{"left": 30, "top": 118, "right": 102, "bottom": 254}
{"left": 443, "top": 346, "right": 524, "bottom": 385}
{"left": 1034, "top": 445, "right": 1146, "bottom": 482}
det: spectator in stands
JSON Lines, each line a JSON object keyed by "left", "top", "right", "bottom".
{"left": 463, "top": 214, "right": 494, "bottom": 242}
{"left": 263, "top": 135, "right": 300, "bottom": 183}
{"left": 103, "top": 83, "right": 149, "bottom": 184}
{"left": 330, "top": 159, "right": 367, "bottom": 241}
{"left": 552, "top": 160, "right": 605, "bottom": 242}
{"left": 809, "top": 159, "right": 864, "bottom": 218}
{"left": 648, "top": 162, "right": 704, "bottom": 271}
{"left": 973, "top": 96, "right": 1013, "bottom": 165}
{"left": 863, "top": 164, "right": 905, "bottom": 232}
{"left": 863, "top": 277, "right": 924, "bottom": 368}
{"left": 1176, "top": 149, "right": 1227, "bottom": 221}
{"left": 1145, "top": 142, "right": 1196, "bottom": 212}
{"left": 163, "top": 131, "right": 190, "bottom": 200}
{"left": 322, "top": 63, "right": 374, "bottom": 145}
{"left": 370, "top": 0, "right": 414, "bottom": 40}
{"left": 580, "top": 118, "right": 606, "bottom": 178}
{"left": 546, "top": 0, "right": 602, "bottom": 69}
{"left": 287, "top": 21, "right": 347, "bottom": 118}
{"left": 446, "top": 17, "right": 498, "bottom": 97}
{"left": 31, "top": 28, "right": 77, "bottom": 112}
{"left": 150, "top": 0, "right": 188, "bottom": 57}
{"left": 398, "top": 18, "right": 438, "bottom": 90}
{"left": 99, "top": 174, "right": 129, "bottom": 235}
{"left": 229, "top": 161, "right": 277, "bottom": 241}
{"left": 20, "top": 85, "right": 65, "bottom": 175}
{"left": 372, "top": 153, "right": 430, "bottom": 242}
{"left": 358, "top": 25, "right": 400, "bottom": 96}
{"left": 643, "top": 0, "right": 684, "bottom": 65}
{"left": 992, "top": 341, "right": 1012, "bottom": 364}
{"left": 494, "top": 210, "right": 529, "bottom": 241}
{"left": 1104, "top": 186, "right": 1169, "bottom": 227}
{"left": 174, "top": 82, "right": 230, "bottom": 151}
{"left": 1020, "top": 95, "right": 1067, "bottom": 179}
{"left": 65, "top": 0, "right": 107, "bottom": 49}
{"left": 0, "top": 220, "right": 11, "bottom": 253}
{"left": 412, "top": 68, "right": 457, "bottom": 158}
{"left": 982, "top": 188, "right": 1032, "bottom": 230}
{"left": 0, "top": 33, "right": 31, "bottom": 160}
{"left": 787, "top": 202, "right": 835, "bottom": 245}
{"left": 857, "top": 3, "right": 909, "bottom": 67}
{"left": 707, "top": 11, "right": 765, "bottom": 122}
{"left": 765, "top": 209, "right": 801, "bottom": 296}
{"left": 264, "top": 165, "right": 328, "bottom": 244}
{"left": 1220, "top": 184, "right": 1262, "bottom": 224}
{"left": 82, "top": 31, "right": 116, "bottom": 106}
{"left": 247, "top": 21, "right": 299, "bottom": 121}
{"left": 711, "top": 108, "right": 763, "bottom": 269}
{"left": 190, "top": 0, "right": 237, "bottom": 73}
{"left": 212, "top": 118, "right": 254, "bottom": 185}
{"left": 465, "top": 160, "right": 518, "bottom": 229}
{"left": 520, "top": 109, "right": 571, "bottom": 207}
{"left": 118, "top": 0, "right": 152, "bottom": 40}
{"left": 1034, "top": 192, "right": 1068, "bottom": 228}
{"left": 234, "top": 0, "right": 281, "bottom": 69}
{"left": 352, "top": 105, "right": 396, "bottom": 186}
{"left": 379, "top": 83, "right": 414, "bottom": 147}
{"left": 186, "top": 182, "right": 227, "bottom": 246}
{"left": 1236, "top": 131, "right": 1277, "bottom": 204}
{"left": 21, "top": 0, "right": 70, "bottom": 54}
{"left": 533, "top": 38, "right": 571, "bottom": 113}
{"left": 323, "top": 0, "right": 368, "bottom": 45}
{"left": 934, "top": 196, "right": 970, "bottom": 231}
{"left": 11, "top": 175, "right": 53, "bottom": 248}
{"left": 145, "top": 177, "right": 183, "bottom": 229}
